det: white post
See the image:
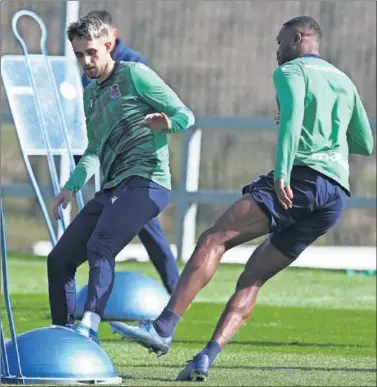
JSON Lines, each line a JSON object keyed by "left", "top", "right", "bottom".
{"left": 64, "top": 1, "right": 80, "bottom": 59}
{"left": 182, "top": 129, "right": 202, "bottom": 262}
{"left": 57, "top": 1, "right": 80, "bottom": 238}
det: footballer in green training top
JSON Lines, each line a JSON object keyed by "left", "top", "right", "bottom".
{"left": 47, "top": 15, "right": 195, "bottom": 344}
{"left": 110, "top": 16, "right": 374, "bottom": 383}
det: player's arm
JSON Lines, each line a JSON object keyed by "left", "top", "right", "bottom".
{"left": 130, "top": 63, "right": 195, "bottom": 133}
{"left": 273, "top": 63, "right": 306, "bottom": 185}
{"left": 347, "top": 90, "right": 374, "bottom": 156}
{"left": 63, "top": 136, "right": 99, "bottom": 194}
{"left": 63, "top": 93, "right": 99, "bottom": 194}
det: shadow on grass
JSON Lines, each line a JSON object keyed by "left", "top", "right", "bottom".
{"left": 124, "top": 363, "right": 377, "bottom": 373}
{"left": 120, "top": 374, "right": 174, "bottom": 383}
{"left": 102, "top": 338, "right": 375, "bottom": 349}
{"left": 174, "top": 339, "right": 376, "bottom": 349}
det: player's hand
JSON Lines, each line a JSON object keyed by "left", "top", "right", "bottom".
{"left": 274, "top": 178, "right": 293, "bottom": 210}
{"left": 136, "top": 113, "right": 171, "bottom": 131}
{"left": 274, "top": 112, "right": 280, "bottom": 125}
{"left": 52, "top": 189, "right": 73, "bottom": 220}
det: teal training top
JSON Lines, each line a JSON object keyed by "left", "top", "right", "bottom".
{"left": 273, "top": 56, "right": 374, "bottom": 194}
{"left": 64, "top": 61, "right": 195, "bottom": 192}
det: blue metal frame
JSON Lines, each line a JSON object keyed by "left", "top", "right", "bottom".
{"left": 4, "top": 10, "right": 86, "bottom": 245}
{"left": 0, "top": 319, "right": 10, "bottom": 378}
{"left": 0, "top": 197, "right": 24, "bottom": 382}
{"left": 17, "top": 11, "right": 85, "bottom": 211}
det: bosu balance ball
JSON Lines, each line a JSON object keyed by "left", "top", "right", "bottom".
{"left": 75, "top": 271, "right": 170, "bottom": 321}
{"left": 1, "top": 325, "right": 121, "bottom": 385}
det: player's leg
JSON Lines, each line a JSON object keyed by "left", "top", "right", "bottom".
{"left": 138, "top": 217, "right": 179, "bottom": 294}
{"left": 154, "top": 171, "right": 289, "bottom": 334}
{"left": 47, "top": 192, "right": 106, "bottom": 325}
{"left": 209, "top": 238, "right": 291, "bottom": 346}
{"left": 80, "top": 177, "right": 170, "bottom": 331}
{"left": 164, "top": 194, "right": 270, "bottom": 318}
{"left": 180, "top": 185, "right": 347, "bottom": 381}
{"left": 175, "top": 237, "right": 292, "bottom": 381}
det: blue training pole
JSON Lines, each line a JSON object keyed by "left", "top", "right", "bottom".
{"left": 0, "top": 319, "right": 10, "bottom": 377}
{"left": 0, "top": 198, "right": 24, "bottom": 381}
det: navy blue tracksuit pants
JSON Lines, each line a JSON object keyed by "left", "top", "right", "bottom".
{"left": 47, "top": 176, "right": 179, "bottom": 325}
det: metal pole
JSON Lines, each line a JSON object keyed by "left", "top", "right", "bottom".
{"left": 58, "top": 1, "right": 80, "bottom": 237}
{"left": 63, "top": 1, "right": 80, "bottom": 59}
{"left": 0, "top": 198, "right": 24, "bottom": 380}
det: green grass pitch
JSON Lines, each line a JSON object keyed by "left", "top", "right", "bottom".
{"left": 1, "top": 253, "right": 376, "bottom": 386}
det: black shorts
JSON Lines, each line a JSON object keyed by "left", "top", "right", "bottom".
{"left": 242, "top": 167, "right": 347, "bottom": 260}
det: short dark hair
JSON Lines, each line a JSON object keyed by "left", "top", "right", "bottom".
{"left": 283, "top": 16, "right": 322, "bottom": 40}
{"left": 67, "top": 15, "right": 109, "bottom": 42}
{"left": 87, "top": 10, "right": 113, "bottom": 25}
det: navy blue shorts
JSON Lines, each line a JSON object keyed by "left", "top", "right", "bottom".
{"left": 242, "top": 166, "right": 347, "bottom": 260}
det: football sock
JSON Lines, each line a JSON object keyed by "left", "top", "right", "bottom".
{"left": 153, "top": 307, "right": 181, "bottom": 338}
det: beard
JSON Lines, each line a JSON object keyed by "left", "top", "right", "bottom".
{"left": 85, "top": 67, "right": 100, "bottom": 79}
{"left": 278, "top": 47, "right": 299, "bottom": 65}
{"left": 85, "top": 60, "right": 109, "bottom": 80}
